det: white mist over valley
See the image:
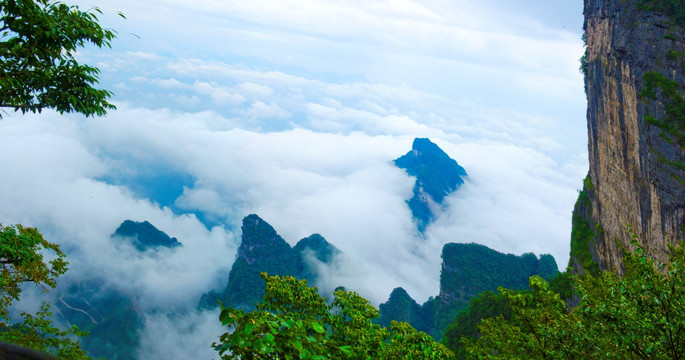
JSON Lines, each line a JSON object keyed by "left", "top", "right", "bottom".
{"left": 1, "top": 1, "right": 587, "bottom": 358}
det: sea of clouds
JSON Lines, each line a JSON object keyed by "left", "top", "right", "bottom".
{"left": 1, "top": 0, "right": 587, "bottom": 358}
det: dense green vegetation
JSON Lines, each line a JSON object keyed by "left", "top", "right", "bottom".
{"left": 201, "top": 215, "right": 340, "bottom": 311}
{"left": 465, "top": 241, "right": 685, "bottom": 359}
{"left": 0, "top": 224, "right": 94, "bottom": 359}
{"left": 379, "top": 243, "right": 558, "bottom": 341}
{"left": 214, "top": 273, "right": 455, "bottom": 360}
{"left": 637, "top": 0, "right": 685, "bottom": 27}
{"left": 441, "top": 291, "right": 510, "bottom": 359}
{"left": 0, "top": 0, "right": 120, "bottom": 116}
{"left": 0, "top": 0, "right": 120, "bottom": 356}
{"left": 641, "top": 71, "right": 685, "bottom": 146}
{"left": 378, "top": 288, "right": 431, "bottom": 334}
{"left": 440, "top": 244, "right": 558, "bottom": 298}
{"left": 569, "top": 175, "right": 601, "bottom": 275}
{"left": 440, "top": 271, "right": 574, "bottom": 359}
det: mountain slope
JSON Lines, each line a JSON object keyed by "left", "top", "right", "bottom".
{"left": 378, "top": 243, "right": 558, "bottom": 340}
{"left": 200, "top": 214, "right": 340, "bottom": 310}
{"left": 56, "top": 219, "right": 183, "bottom": 360}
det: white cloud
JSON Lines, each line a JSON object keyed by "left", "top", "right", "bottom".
{"left": 6, "top": 0, "right": 588, "bottom": 357}
{"left": 192, "top": 81, "right": 247, "bottom": 105}
{"left": 136, "top": 310, "right": 223, "bottom": 360}
{"left": 67, "top": 106, "right": 583, "bottom": 303}
{"left": 0, "top": 113, "right": 238, "bottom": 311}
{"left": 237, "top": 82, "right": 275, "bottom": 99}
{"left": 151, "top": 78, "right": 188, "bottom": 89}
{"left": 243, "top": 101, "right": 291, "bottom": 120}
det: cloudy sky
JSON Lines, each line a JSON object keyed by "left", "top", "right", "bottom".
{"left": 2, "top": 1, "right": 586, "bottom": 358}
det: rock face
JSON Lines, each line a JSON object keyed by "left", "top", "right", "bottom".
{"left": 200, "top": 214, "right": 340, "bottom": 310}
{"left": 574, "top": 0, "right": 685, "bottom": 273}
{"left": 395, "top": 138, "right": 467, "bottom": 232}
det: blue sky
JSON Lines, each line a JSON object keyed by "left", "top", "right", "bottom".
{"left": 2, "top": 1, "right": 586, "bottom": 358}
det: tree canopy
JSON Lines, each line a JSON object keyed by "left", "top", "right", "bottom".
{"left": 465, "top": 240, "right": 685, "bottom": 359}
{"left": 214, "top": 273, "right": 455, "bottom": 360}
{"left": 0, "top": 0, "right": 121, "bottom": 116}
{"left": 0, "top": 224, "right": 66, "bottom": 319}
{"left": 0, "top": 224, "right": 94, "bottom": 359}
{"left": 1, "top": 0, "right": 119, "bottom": 357}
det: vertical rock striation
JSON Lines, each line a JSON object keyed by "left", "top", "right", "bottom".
{"left": 576, "top": 0, "right": 685, "bottom": 273}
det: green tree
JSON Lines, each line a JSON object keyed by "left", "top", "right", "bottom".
{"left": 0, "top": 224, "right": 94, "bottom": 359}
{"left": 1, "top": 0, "right": 119, "bottom": 357}
{"left": 214, "top": 273, "right": 455, "bottom": 360}
{"left": 1, "top": 0, "right": 121, "bottom": 116}
{"left": 0, "top": 224, "right": 66, "bottom": 319}
{"left": 441, "top": 291, "right": 511, "bottom": 359}
{"left": 465, "top": 240, "right": 685, "bottom": 360}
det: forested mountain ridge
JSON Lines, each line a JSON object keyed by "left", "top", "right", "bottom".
{"left": 199, "top": 214, "right": 341, "bottom": 310}
{"left": 377, "top": 243, "right": 558, "bottom": 340}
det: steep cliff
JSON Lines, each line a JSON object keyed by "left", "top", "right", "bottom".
{"left": 199, "top": 214, "right": 340, "bottom": 310}
{"left": 574, "top": 0, "right": 685, "bottom": 273}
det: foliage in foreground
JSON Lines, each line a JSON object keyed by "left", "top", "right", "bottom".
{"left": 0, "top": 0, "right": 121, "bottom": 116}
{"left": 465, "top": 240, "right": 685, "bottom": 359}
{"left": 214, "top": 273, "right": 455, "bottom": 360}
{"left": 441, "top": 291, "right": 510, "bottom": 359}
{"left": 0, "top": 224, "right": 94, "bottom": 359}
{"left": 1, "top": 0, "right": 118, "bottom": 356}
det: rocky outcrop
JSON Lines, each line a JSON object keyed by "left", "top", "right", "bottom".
{"left": 395, "top": 138, "right": 467, "bottom": 232}
{"left": 576, "top": 0, "right": 685, "bottom": 273}
{"left": 199, "top": 214, "right": 340, "bottom": 310}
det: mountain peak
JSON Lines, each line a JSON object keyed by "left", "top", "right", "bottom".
{"left": 394, "top": 138, "right": 467, "bottom": 231}
{"left": 294, "top": 233, "right": 340, "bottom": 264}
{"left": 201, "top": 215, "right": 342, "bottom": 310}
{"left": 112, "top": 220, "right": 182, "bottom": 251}
{"left": 377, "top": 287, "right": 429, "bottom": 332}
{"left": 238, "top": 214, "right": 292, "bottom": 264}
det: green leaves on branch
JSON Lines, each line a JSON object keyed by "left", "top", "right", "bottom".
{"left": 0, "top": 224, "right": 94, "bottom": 359}
{"left": 465, "top": 240, "right": 685, "bottom": 360}
{"left": 214, "top": 273, "right": 455, "bottom": 359}
{"left": 0, "top": 0, "right": 119, "bottom": 116}
{"left": 0, "top": 224, "right": 67, "bottom": 319}
{"left": 1, "top": 302, "right": 93, "bottom": 360}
